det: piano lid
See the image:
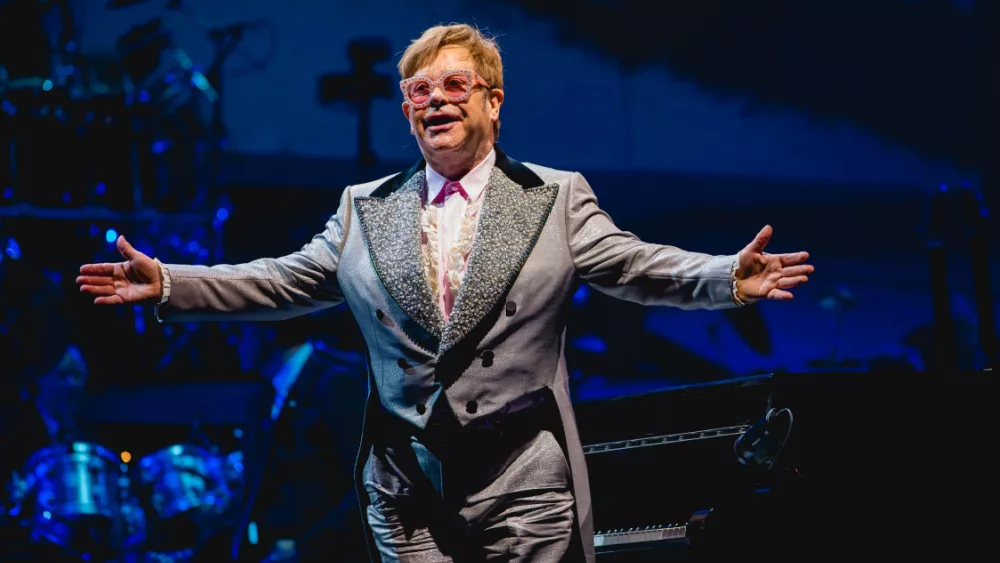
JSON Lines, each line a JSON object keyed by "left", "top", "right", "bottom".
{"left": 575, "top": 374, "right": 775, "bottom": 446}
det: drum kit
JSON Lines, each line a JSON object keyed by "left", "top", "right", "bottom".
{"left": 0, "top": 0, "right": 253, "bottom": 213}
{"left": 5, "top": 441, "right": 244, "bottom": 562}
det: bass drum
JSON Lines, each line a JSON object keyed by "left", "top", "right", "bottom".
{"left": 134, "top": 444, "right": 234, "bottom": 552}
{"left": 16, "top": 442, "right": 126, "bottom": 558}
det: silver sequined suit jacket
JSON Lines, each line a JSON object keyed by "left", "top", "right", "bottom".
{"left": 155, "top": 148, "right": 741, "bottom": 562}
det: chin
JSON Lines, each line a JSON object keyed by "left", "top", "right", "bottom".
{"left": 422, "top": 133, "right": 466, "bottom": 153}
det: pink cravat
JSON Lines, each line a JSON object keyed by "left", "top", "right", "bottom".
{"left": 430, "top": 180, "right": 468, "bottom": 205}
{"left": 427, "top": 180, "right": 471, "bottom": 320}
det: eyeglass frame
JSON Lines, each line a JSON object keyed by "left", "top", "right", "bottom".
{"left": 399, "top": 69, "right": 492, "bottom": 109}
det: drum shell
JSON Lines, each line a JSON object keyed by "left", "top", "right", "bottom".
{"left": 135, "top": 444, "right": 232, "bottom": 521}
{"left": 21, "top": 442, "right": 123, "bottom": 520}
{"left": 17, "top": 442, "right": 126, "bottom": 553}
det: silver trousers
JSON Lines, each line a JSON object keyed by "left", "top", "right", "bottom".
{"left": 365, "top": 430, "right": 576, "bottom": 562}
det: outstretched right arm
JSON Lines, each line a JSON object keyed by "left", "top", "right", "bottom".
{"left": 78, "top": 186, "right": 354, "bottom": 323}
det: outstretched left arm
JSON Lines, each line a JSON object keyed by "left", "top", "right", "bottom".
{"left": 567, "top": 173, "right": 812, "bottom": 309}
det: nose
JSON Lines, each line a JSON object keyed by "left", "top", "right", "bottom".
{"left": 428, "top": 84, "right": 448, "bottom": 106}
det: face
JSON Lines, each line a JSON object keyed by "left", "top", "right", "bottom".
{"left": 402, "top": 47, "right": 503, "bottom": 160}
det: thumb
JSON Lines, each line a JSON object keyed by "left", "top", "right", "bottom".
{"left": 117, "top": 235, "right": 138, "bottom": 261}
{"left": 746, "top": 224, "right": 772, "bottom": 254}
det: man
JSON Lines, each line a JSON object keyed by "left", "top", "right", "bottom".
{"left": 0, "top": 346, "right": 90, "bottom": 494}
{"left": 78, "top": 24, "right": 813, "bottom": 562}
{"left": 228, "top": 323, "right": 368, "bottom": 562}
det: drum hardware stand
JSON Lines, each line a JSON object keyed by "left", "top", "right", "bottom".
{"left": 168, "top": 1, "right": 235, "bottom": 212}
{"left": 159, "top": 0, "right": 275, "bottom": 211}
{"left": 116, "top": 18, "right": 216, "bottom": 214}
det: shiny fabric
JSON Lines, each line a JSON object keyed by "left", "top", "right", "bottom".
{"left": 356, "top": 173, "right": 444, "bottom": 343}
{"left": 154, "top": 148, "right": 742, "bottom": 563}
{"left": 365, "top": 430, "right": 574, "bottom": 562}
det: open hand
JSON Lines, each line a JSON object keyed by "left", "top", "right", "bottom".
{"left": 735, "top": 225, "right": 813, "bottom": 302}
{"left": 77, "top": 236, "right": 162, "bottom": 305}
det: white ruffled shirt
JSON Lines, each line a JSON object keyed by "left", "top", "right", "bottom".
{"left": 423, "top": 149, "right": 495, "bottom": 319}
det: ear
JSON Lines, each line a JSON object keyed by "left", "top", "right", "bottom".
{"left": 488, "top": 88, "right": 504, "bottom": 123}
{"left": 402, "top": 101, "right": 414, "bottom": 135}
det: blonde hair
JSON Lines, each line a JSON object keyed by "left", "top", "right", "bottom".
{"left": 398, "top": 24, "right": 504, "bottom": 137}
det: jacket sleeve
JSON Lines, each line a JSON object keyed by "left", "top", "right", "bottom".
{"left": 565, "top": 172, "right": 740, "bottom": 310}
{"left": 155, "top": 186, "right": 353, "bottom": 322}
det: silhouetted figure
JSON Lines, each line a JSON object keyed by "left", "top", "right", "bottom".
{"left": 0, "top": 344, "right": 107, "bottom": 561}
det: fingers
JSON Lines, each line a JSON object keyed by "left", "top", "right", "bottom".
{"left": 76, "top": 275, "right": 115, "bottom": 287}
{"left": 767, "top": 289, "right": 794, "bottom": 300}
{"left": 94, "top": 295, "right": 125, "bottom": 305}
{"left": 747, "top": 225, "right": 773, "bottom": 253}
{"left": 79, "top": 263, "right": 117, "bottom": 276}
{"left": 80, "top": 284, "right": 117, "bottom": 297}
{"left": 777, "top": 275, "right": 808, "bottom": 289}
{"left": 777, "top": 252, "right": 810, "bottom": 266}
{"left": 781, "top": 264, "right": 814, "bottom": 277}
{"left": 117, "top": 235, "right": 137, "bottom": 261}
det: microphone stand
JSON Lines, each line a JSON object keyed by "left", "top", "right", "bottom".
{"left": 164, "top": 0, "right": 256, "bottom": 210}
{"left": 927, "top": 182, "right": 997, "bottom": 371}
{"left": 170, "top": 1, "right": 224, "bottom": 211}
{"left": 927, "top": 186, "right": 959, "bottom": 371}
{"left": 960, "top": 183, "right": 998, "bottom": 369}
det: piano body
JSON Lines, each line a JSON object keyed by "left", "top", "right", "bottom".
{"left": 575, "top": 370, "right": 995, "bottom": 561}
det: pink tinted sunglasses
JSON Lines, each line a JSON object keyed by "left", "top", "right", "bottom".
{"left": 400, "top": 69, "right": 491, "bottom": 108}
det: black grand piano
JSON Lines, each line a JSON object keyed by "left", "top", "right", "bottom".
{"left": 575, "top": 370, "right": 995, "bottom": 561}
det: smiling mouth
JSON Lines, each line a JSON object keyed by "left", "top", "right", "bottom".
{"left": 424, "top": 114, "right": 461, "bottom": 131}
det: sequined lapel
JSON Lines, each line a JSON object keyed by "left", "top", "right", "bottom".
{"left": 355, "top": 170, "right": 444, "bottom": 342}
{"left": 440, "top": 167, "right": 559, "bottom": 352}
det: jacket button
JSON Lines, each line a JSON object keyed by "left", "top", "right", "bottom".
{"left": 466, "top": 401, "right": 478, "bottom": 414}
{"left": 377, "top": 309, "right": 394, "bottom": 327}
{"left": 482, "top": 350, "right": 494, "bottom": 368}
{"left": 416, "top": 403, "right": 427, "bottom": 415}
{"left": 505, "top": 301, "right": 517, "bottom": 316}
